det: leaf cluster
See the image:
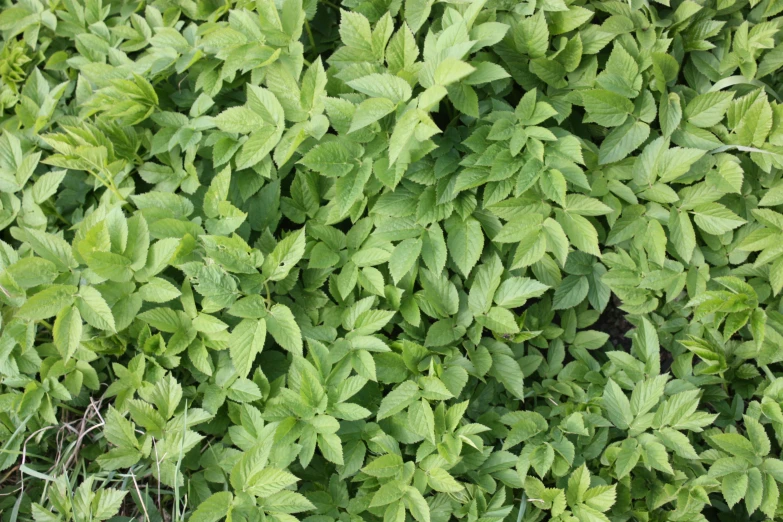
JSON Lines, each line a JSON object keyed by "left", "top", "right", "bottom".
{"left": 3, "top": 0, "right": 783, "bottom": 521}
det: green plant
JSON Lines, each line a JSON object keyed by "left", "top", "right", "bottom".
{"left": 2, "top": 0, "right": 783, "bottom": 521}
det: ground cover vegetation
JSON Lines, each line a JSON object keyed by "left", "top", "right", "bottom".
{"left": 1, "top": 0, "right": 783, "bottom": 520}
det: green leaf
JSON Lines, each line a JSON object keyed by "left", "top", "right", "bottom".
{"left": 490, "top": 352, "right": 525, "bottom": 401}
{"left": 23, "top": 228, "right": 77, "bottom": 272}
{"left": 139, "top": 277, "right": 182, "bottom": 303}
{"left": 190, "top": 492, "right": 233, "bottom": 522}
{"left": 468, "top": 256, "right": 503, "bottom": 314}
{"left": 494, "top": 277, "right": 549, "bottom": 308}
{"left": 446, "top": 216, "right": 484, "bottom": 277}
{"left": 266, "top": 304, "right": 302, "bottom": 356}
{"left": 567, "top": 464, "right": 591, "bottom": 506}
{"left": 18, "top": 285, "right": 77, "bottom": 321}
{"left": 598, "top": 120, "right": 650, "bottom": 165}
{"left": 659, "top": 92, "right": 682, "bottom": 137}
{"left": 434, "top": 59, "right": 476, "bottom": 87}
{"left": 711, "top": 432, "right": 757, "bottom": 462}
{"left": 668, "top": 208, "right": 696, "bottom": 262}
{"left": 299, "top": 141, "right": 363, "bottom": 177}
{"left": 615, "top": 438, "right": 641, "bottom": 479}
{"left": 745, "top": 416, "right": 770, "bottom": 457}
{"left": 630, "top": 375, "right": 668, "bottom": 417}
{"left": 262, "top": 228, "right": 306, "bottom": 282}
{"left": 92, "top": 488, "right": 127, "bottom": 521}
{"left": 685, "top": 91, "right": 734, "bottom": 128}
{"left": 336, "top": 159, "right": 372, "bottom": 214}
{"left": 722, "top": 472, "right": 748, "bottom": 508}
{"left": 349, "top": 98, "right": 397, "bottom": 134}
{"left": 477, "top": 307, "right": 520, "bottom": 334}
{"left": 370, "top": 481, "right": 407, "bottom": 507}
{"left": 582, "top": 89, "right": 634, "bottom": 127}
{"left": 556, "top": 210, "right": 601, "bottom": 257}
{"left": 691, "top": 203, "right": 746, "bottom": 235}
{"left": 53, "top": 305, "right": 82, "bottom": 361}
{"left": 404, "top": 486, "right": 430, "bottom": 522}
{"left": 389, "top": 108, "right": 420, "bottom": 165}
{"left": 77, "top": 286, "right": 116, "bottom": 332}
{"left": 340, "top": 9, "right": 372, "bottom": 51}
{"left": 377, "top": 380, "right": 420, "bottom": 420}
{"left": 318, "top": 432, "right": 344, "bottom": 465}
{"left": 405, "top": 0, "right": 434, "bottom": 33}
{"left": 428, "top": 468, "right": 464, "bottom": 493}
{"left": 389, "top": 238, "right": 422, "bottom": 284}
{"left": 230, "top": 318, "right": 266, "bottom": 378}
{"left": 347, "top": 74, "right": 412, "bottom": 104}
{"left": 746, "top": 467, "right": 764, "bottom": 515}
{"left": 552, "top": 275, "right": 589, "bottom": 310}
{"left": 362, "top": 453, "right": 403, "bottom": 478}
{"left": 32, "top": 170, "right": 66, "bottom": 204}
{"left": 387, "top": 23, "right": 419, "bottom": 73}
{"left": 603, "top": 379, "right": 633, "bottom": 430}
{"left": 215, "top": 107, "right": 264, "bottom": 133}
{"left": 204, "top": 166, "right": 231, "bottom": 218}
{"left": 244, "top": 467, "right": 299, "bottom": 498}
{"left": 760, "top": 473, "right": 778, "bottom": 518}
{"left": 514, "top": 11, "right": 549, "bottom": 58}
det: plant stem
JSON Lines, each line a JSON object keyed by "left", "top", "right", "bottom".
{"left": 38, "top": 320, "right": 53, "bottom": 331}
{"left": 46, "top": 202, "right": 71, "bottom": 227}
{"left": 305, "top": 19, "right": 317, "bottom": 54}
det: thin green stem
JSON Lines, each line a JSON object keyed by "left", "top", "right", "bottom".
{"left": 173, "top": 401, "right": 189, "bottom": 522}
{"left": 320, "top": 0, "right": 340, "bottom": 10}
{"left": 304, "top": 19, "right": 317, "bottom": 54}
{"left": 106, "top": 182, "right": 130, "bottom": 207}
{"left": 38, "top": 320, "right": 53, "bottom": 331}
{"left": 46, "top": 201, "right": 70, "bottom": 227}
{"left": 88, "top": 170, "right": 127, "bottom": 203}
{"left": 84, "top": 164, "right": 134, "bottom": 211}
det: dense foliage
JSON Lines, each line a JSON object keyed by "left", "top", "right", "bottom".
{"left": 3, "top": 0, "right": 783, "bottom": 520}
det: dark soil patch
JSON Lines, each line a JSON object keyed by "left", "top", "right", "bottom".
{"left": 595, "top": 297, "right": 634, "bottom": 351}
